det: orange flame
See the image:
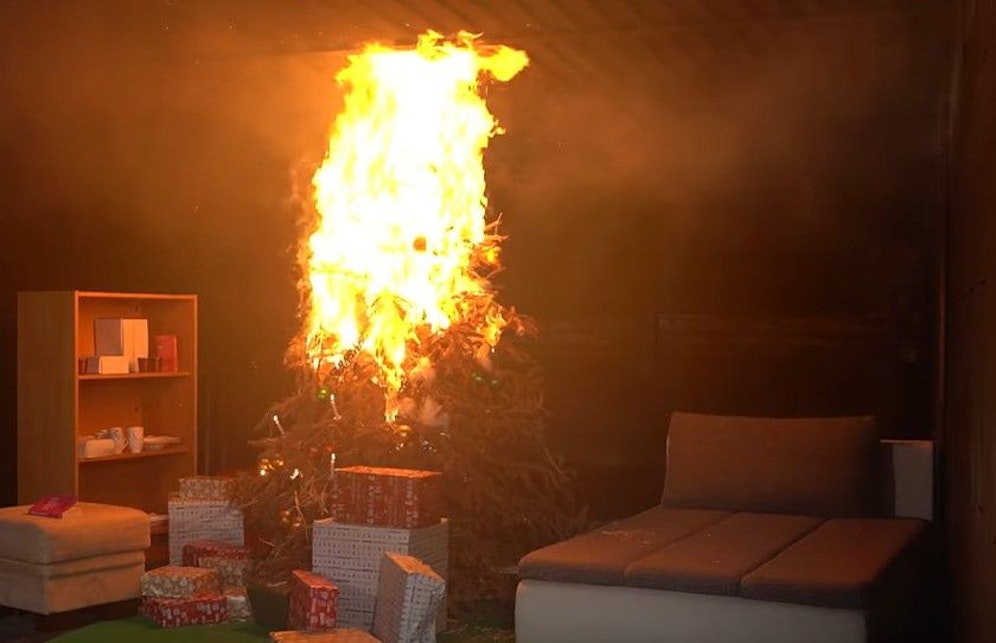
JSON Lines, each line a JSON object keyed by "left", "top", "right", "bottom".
{"left": 304, "top": 31, "right": 528, "bottom": 416}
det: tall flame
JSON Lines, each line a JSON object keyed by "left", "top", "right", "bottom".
{"left": 304, "top": 31, "right": 529, "bottom": 415}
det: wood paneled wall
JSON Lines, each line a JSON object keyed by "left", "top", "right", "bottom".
{"left": 946, "top": 0, "right": 996, "bottom": 640}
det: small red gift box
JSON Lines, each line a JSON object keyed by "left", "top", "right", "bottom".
{"left": 288, "top": 569, "right": 339, "bottom": 631}
{"left": 141, "top": 594, "right": 227, "bottom": 627}
{"left": 182, "top": 539, "right": 250, "bottom": 567}
{"left": 331, "top": 466, "right": 442, "bottom": 529}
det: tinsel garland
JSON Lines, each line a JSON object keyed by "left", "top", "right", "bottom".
{"left": 230, "top": 308, "right": 588, "bottom": 605}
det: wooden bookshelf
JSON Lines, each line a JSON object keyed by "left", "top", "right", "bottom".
{"left": 17, "top": 291, "right": 198, "bottom": 514}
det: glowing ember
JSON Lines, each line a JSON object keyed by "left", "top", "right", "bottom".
{"left": 304, "top": 31, "right": 529, "bottom": 416}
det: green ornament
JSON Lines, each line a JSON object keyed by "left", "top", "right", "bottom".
{"left": 472, "top": 372, "right": 485, "bottom": 384}
{"left": 316, "top": 386, "right": 330, "bottom": 400}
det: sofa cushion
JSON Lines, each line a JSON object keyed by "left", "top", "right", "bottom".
{"left": 0, "top": 503, "right": 150, "bottom": 565}
{"left": 661, "top": 413, "right": 881, "bottom": 517}
{"left": 518, "top": 506, "right": 730, "bottom": 586}
{"left": 740, "top": 517, "right": 927, "bottom": 608}
{"left": 623, "top": 512, "right": 822, "bottom": 596}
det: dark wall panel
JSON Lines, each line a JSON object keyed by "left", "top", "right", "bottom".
{"left": 946, "top": 0, "right": 996, "bottom": 641}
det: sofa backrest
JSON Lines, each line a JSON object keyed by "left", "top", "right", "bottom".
{"left": 661, "top": 412, "right": 885, "bottom": 518}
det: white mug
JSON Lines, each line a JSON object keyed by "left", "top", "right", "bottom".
{"left": 126, "top": 426, "right": 145, "bottom": 454}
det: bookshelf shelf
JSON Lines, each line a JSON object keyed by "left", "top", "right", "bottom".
{"left": 78, "top": 446, "right": 191, "bottom": 464}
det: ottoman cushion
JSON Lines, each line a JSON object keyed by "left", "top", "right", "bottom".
{"left": 0, "top": 502, "right": 150, "bottom": 564}
{"left": 0, "top": 551, "right": 146, "bottom": 579}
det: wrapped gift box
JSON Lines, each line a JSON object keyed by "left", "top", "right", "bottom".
{"left": 200, "top": 555, "right": 249, "bottom": 590}
{"left": 168, "top": 496, "right": 245, "bottom": 565}
{"left": 331, "top": 466, "right": 442, "bottom": 529}
{"left": 141, "top": 565, "right": 220, "bottom": 599}
{"left": 141, "top": 594, "right": 227, "bottom": 627}
{"left": 372, "top": 552, "right": 445, "bottom": 643}
{"left": 269, "top": 629, "right": 381, "bottom": 642}
{"left": 182, "top": 538, "right": 250, "bottom": 566}
{"left": 288, "top": 569, "right": 339, "bottom": 631}
{"left": 181, "top": 538, "right": 250, "bottom": 589}
{"left": 312, "top": 518, "right": 447, "bottom": 631}
{"left": 225, "top": 589, "right": 253, "bottom": 622}
{"left": 179, "top": 475, "right": 235, "bottom": 501}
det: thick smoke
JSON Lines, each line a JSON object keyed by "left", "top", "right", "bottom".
{"left": 0, "top": 4, "right": 950, "bottom": 474}
{"left": 485, "top": 22, "right": 946, "bottom": 317}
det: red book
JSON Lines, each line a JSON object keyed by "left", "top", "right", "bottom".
{"left": 153, "top": 335, "right": 179, "bottom": 372}
{"left": 28, "top": 494, "right": 77, "bottom": 518}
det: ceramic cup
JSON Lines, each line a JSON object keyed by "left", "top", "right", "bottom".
{"left": 101, "top": 426, "right": 126, "bottom": 454}
{"left": 126, "top": 425, "right": 144, "bottom": 454}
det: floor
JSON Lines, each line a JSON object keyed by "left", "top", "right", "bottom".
{"left": 0, "top": 611, "right": 51, "bottom": 643}
{"left": 0, "top": 600, "right": 140, "bottom": 643}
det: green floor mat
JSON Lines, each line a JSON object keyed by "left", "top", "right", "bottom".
{"left": 48, "top": 616, "right": 514, "bottom": 642}
{"left": 48, "top": 617, "right": 270, "bottom": 642}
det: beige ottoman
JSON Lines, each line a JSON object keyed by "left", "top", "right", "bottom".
{"left": 0, "top": 502, "right": 150, "bottom": 614}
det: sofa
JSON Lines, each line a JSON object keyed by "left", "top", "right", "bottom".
{"left": 515, "top": 413, "right": 937, "bottom": 643}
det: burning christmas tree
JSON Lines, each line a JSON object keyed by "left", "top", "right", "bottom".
{"left": 231, "top": 31, "right": 586, "bottom": 604}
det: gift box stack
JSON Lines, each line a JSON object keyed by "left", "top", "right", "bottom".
{"left": 183, "top": 539, "right": 250, "bottom": 589}
{"left": 168, "top": 475, "right": 244, "bottom": 565}
{"left": 139, "top": 565, "right": 228, "bottom": 627}
{"left": 182, "top": 539, "right": 253, "bottom": 622}
{"left": 313, "top": 466, "right": 448, "bottom": 632}
{"left": 371, "top": 553, "right": 446, "bottom": 643}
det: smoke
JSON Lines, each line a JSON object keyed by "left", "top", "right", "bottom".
{"left": 483, "top": 20, "right": 946, "bottom": 316}
{"left": 0, "top": 4, "right": 347, "bottom": 243}
{"left": 0, "top": 6, "right": 945, "bottom": 316}
{"left": 0, "top": 3, "right": 365, "bottom": 468}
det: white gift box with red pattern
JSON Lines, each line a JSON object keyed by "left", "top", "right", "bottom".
{"left": 168, "top": 496, "right": 244, "bottom": 565}
{"left": 372, "top": 552, "right": 446, "bottom": 643}
{"left": 311, "top": 518, "right": 448, "bottom": 631}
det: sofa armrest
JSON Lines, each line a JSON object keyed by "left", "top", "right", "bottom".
{"left": 883, "top": 439, "right": 933, "bottom": 521}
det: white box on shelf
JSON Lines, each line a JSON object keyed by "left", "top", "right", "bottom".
{"left": 311, "top": 518, "right": 448, "bottom": 631}
{"left": 94, "top": 318, "right": 149, "bottom": 372}
{"left": 84, "top": 355, "right": 129, "bottom": 375}
{"left": 167, "top": 496, "right": 244, "bottom": 565}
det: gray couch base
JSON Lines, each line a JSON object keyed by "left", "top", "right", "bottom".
{"left": 515, "top": 579, "right": 867, "bottom": 643}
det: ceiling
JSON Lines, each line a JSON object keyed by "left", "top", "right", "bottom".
{"left": 157, "top": 0, "right": 947, "bottom": 48}
{"left": 4, "top": 0, "right": 950, "bottom": 85}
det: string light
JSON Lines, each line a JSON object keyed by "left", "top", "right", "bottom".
{"left": 329, "top": 392, "right": 343, "bottom": 421}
